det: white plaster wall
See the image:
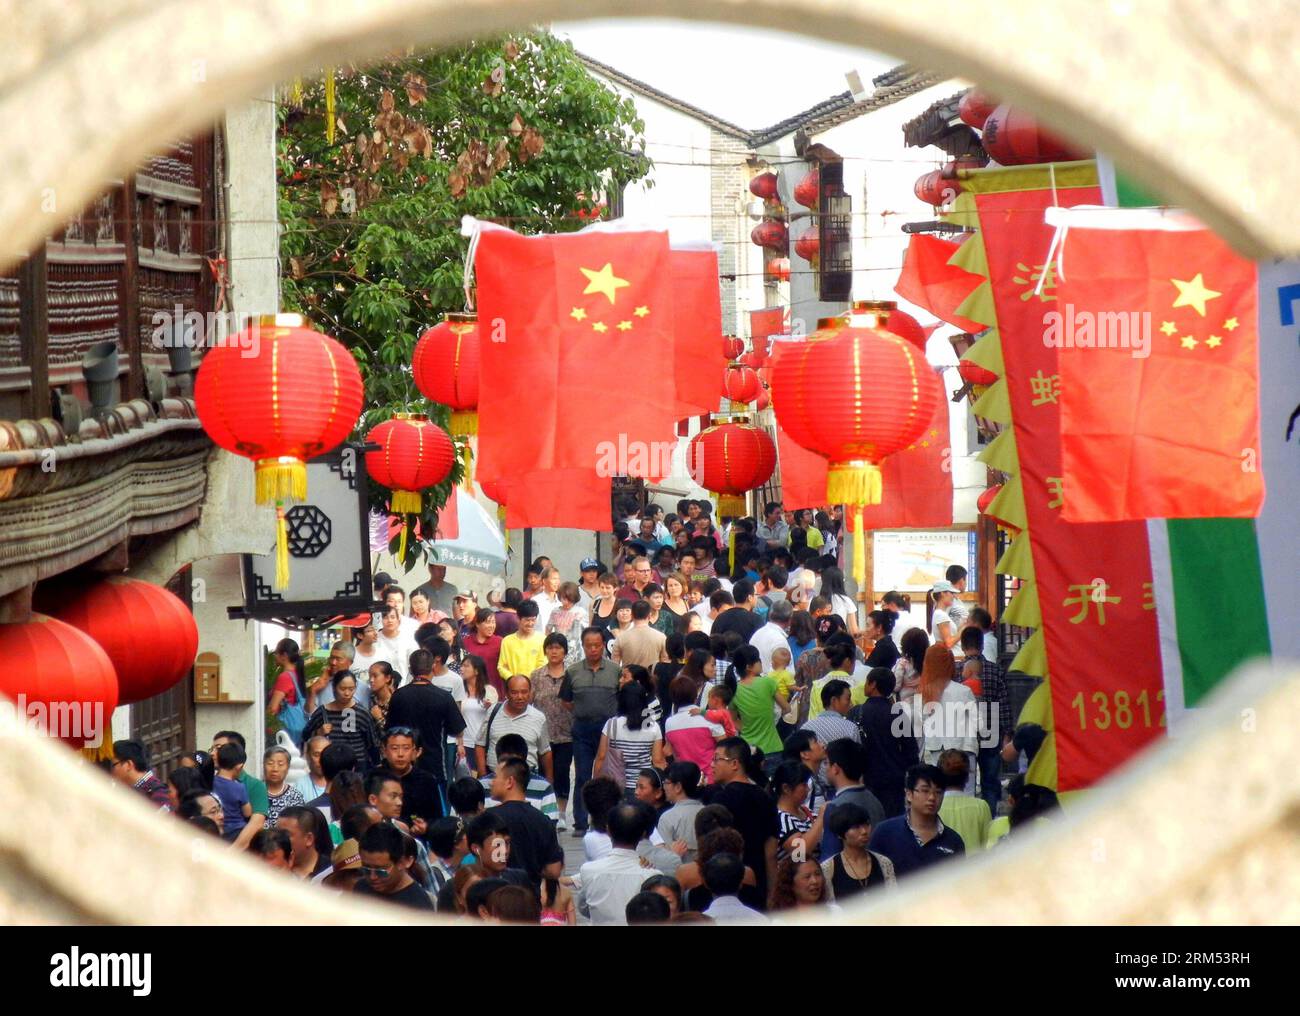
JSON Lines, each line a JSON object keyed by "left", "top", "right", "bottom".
{"left": 190, "top": 92, "right": 281, "bottom": 757}
{"left": 764, "top": 79, "right": 986, "bottom": 527}
{"left": 592, "top": 75, "right": 716, "bottom": 247}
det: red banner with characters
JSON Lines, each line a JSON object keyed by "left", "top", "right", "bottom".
{"left": 968, "top": 173, "right": 1165, "bottom": 790}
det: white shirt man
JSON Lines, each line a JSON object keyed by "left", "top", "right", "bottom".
{"left": 573, "top": 804, "right": 664, "bottom": 925}
{"left": 749, "top": 600, "right": 794, "bottom": 673}
{"left": 703, "top": 893, "right": 770, "bottom": 925}
{"left": 532, "top": 590, "right": 561, "bottom": 634}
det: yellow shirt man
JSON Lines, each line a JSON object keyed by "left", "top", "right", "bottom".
{"left": 497, "top": 631, "right": 546, "bottom": 683}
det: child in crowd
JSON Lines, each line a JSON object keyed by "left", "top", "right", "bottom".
{"left": 704, "top": 684, "right": 738, "bottom": 738}
{"left": 212, "top": 742, "right": 252, "bottom": 842}
{"left": 768, "top": 647, "right": 796, "bottom": 703}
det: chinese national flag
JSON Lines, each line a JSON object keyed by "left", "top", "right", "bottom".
{"left": 856, "top": 380, "right": 954, "bottom": 529}
{"left": 671, "top": 247, "right": 726, "bottom": 419}
{"left": 894, "top": 234, "right": 986, "bottom": 333}
{"left": 1053, "top": 212, "right": 1262, "bottom": 521}
{"left": 475, "top": 225, "right": 677, "bottom": 491}
{"left": 750, "top": 307, "right": 786, "bottom": 342}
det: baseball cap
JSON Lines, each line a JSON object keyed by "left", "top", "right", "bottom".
{"left": 580, "top": 558, "right": 602, "bottom": 572}
{"left": 372, "top": 572, "right": 395, "bottom": 589}
{"left": 931, "top": 580, "right": 957, "bottom": 593}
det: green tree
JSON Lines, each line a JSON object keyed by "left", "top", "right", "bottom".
{"left": 277, "top": 31, "right": 650, "bottom": 569}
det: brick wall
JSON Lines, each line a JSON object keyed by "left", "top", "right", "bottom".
{"left": 709, "top": 129, "right": 749, "bottom": 336}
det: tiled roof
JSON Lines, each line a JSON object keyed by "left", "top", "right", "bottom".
{"left": 901, "top": 89, "right": 987, "bottom": 159}
{"left": 576, "top": 52, "right": 752, "bottom": 140}
{"left": 578, "top": 54, "right": 946, "bottom": 148}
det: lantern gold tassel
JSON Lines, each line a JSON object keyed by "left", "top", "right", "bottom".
{"left": 390, "top": 490, "right": 423, "bottom": 515}
{"left": 256, "top": 457, "right": 307, "bottom": 505}
{"left": 398, "top": 517, "right": 409, "bottom": 562}
{"left": 458, "top": 439, "right": 474, "bottom": 483}
{"left": 716, "top": 493, "right": 747, "bottom": 518}
{"left": 275, "top": 505, "right": 291, "bottom": 590}
{"left": 498, "top": 505, "right": 509, "bottom": 556}
{"left": 449, "top": 411, "right": 478, "bottom": 438}
{"left": 728, "top": 526, "right": 737, "bottom": 575}
{"left": 827, "top": 461, "right": 883, "bottom": 507}
{"left": 324, "top": 69, "right": 336, "bottom": 145}
{"left": 852, "top": 505, "right": 867, "bottom": 590}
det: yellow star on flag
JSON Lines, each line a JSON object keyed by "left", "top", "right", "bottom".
{"left": 1159, "top": 321, "right": 1177, "bottom": 336}
{"left": 617, "top": 320, "right": 633, "bottom": 332}
{"left": 1206, "top": 334, "right": 1223, "bottom": 348}
{"left": 580, "top": 263, "right": 630, "bottom": 305}
{"left": 633, "top": 305, "right": 649, "bottom": 318}
{"left": 570, "top": 307, "right": 587, "bottom": 321}
{"left": 592, "top": 321, "right": 608, "bottom": 334}
{"left": 1223, "top": 317, "right": 1239, "bottom": 331}
{"left": 1180, "top": 335, "right": 1198, "bottom": 350}
{"left": 1170, "top": 273, "right": 1221, "bottom": 317}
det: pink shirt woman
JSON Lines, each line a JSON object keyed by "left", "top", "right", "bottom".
{"left": 663, "top": 673, "right": 725, "bottom": 782}
{"left": 468, "top": 608, "right": 505, "bottom": 696}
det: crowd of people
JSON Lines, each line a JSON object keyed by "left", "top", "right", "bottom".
{"left": 108, "top": 498, "right": 1059, "bottom": 924}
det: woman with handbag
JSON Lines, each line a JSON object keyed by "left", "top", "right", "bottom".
{"left": 268, "top": 638, "right": 308, "bottom": 748}
{"left": 591, "top": 683, "right": 664, "bottom": 799}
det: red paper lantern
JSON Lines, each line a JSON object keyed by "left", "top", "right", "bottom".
{"left": 853, "top": 301, "right": 927, "bottom": 351}
{"left": 413, "top": 313, "right": 481, "bottom": 437}
{"left": 0, "top": 614, "right": 118, "bottom": 747}
{"left": 958, "top": 89, "right": 999, "bottom": 129}
{"left": 766, "top": 257, "right": 791, "bottom": 282}
{"left": 915, "top": 169, "right": 961, "bottom": 206}
{"left": 794, "top": 227, "right": 819, "bottom": 263}
{"left": 959, "top": 359, "right": 999, "bottom": 386}
{"left": 194, "top": 314, "right": 363, "bottom": 587}
{"left": 722, "top": 335, "right": 745, "bottom": 360}
{"left": 35, "top": 578, "right": 197, "bottom": 706}
{"left": 365, "top": 415, "right": 455, "bottom": 514}
{"left": 793, "top": 170, "right": 819, "bottom": 209}
{"left": 722, "top": 363, "right": 762, "bottom": 406}
{"left": 751, "top": 220, "right": 788, "bottom": 250}
{"left": 978, "top": 483, "right": 1020, "bottom": 532}
{"left": 365, "top": 415, "right": 456, "bottom": 560}
{"left": 741, "top": 347, "right": 766, "bottom": 370}
{"left": 478, "top": 477, "right": 509, "bottom": 506}
{"left": 748, "top": 172, "right": 779, "bottom": 200}
{"left": 756, "top": 384, "right": 771, "bottom": 412}
{"left": 981, "top": 103, "right": 1088, "bottom": 166}
{"left": 687, "top": 419, "right": 776, "bottom": 516}
{"left": 771, "top": 313, "right": 943, "bottom": 582}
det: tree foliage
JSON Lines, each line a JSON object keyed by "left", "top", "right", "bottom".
{"left": 277, "top": 31, "right": 651, "bottom": 569}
